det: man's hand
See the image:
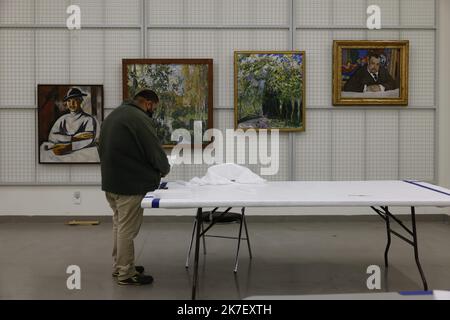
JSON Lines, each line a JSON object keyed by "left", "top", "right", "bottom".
{"left": 367, "top": 85, "right": 381, "bottom": 92}
{"left": 52, "top": 143, "right": 72, "bottom": 155}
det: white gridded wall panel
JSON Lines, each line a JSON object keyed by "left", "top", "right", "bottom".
{"left": 399, "top": 110, "right": 434, "bottom": 181}
{"left": 105, "top": 29, "right": 141, "bottom": 108}
{"left": 164, "top": 159, "right": 187, "bottom": 182}
{"left": 36, "top": 163, "right": 71, "bottom": 184}
{"left": 182, "top": 0, "right": 219, "bottom": 25}
{"left": 332, "top": 30, "right": 367, "bottom": 41}
{"left": 296, "top": 0, "right": 331, "bottom": 26}
{"left": 147, "top": 0, "right": 289, "bottom": 26}
{"left": 367, "top": 30, "right": 400, "bottom": 41}
{"left": 70, "top": 0, "right": 104, "bottom": 25}
{"left": 184, "top": 30, "right": 217, "bottom": 58}
{"left": 0, "top": 0, "right": 34, "bottom": 24}
{"left": 36, "top": 29, "right": 70, "bottom": 84}
{"left": 147, "top": 30, "right": 185, "bottom": 58}
{"left": 183, "top": 163, "right": 209, "bottom": 181}
{"left": 35, "top": 0, "right": 141, "bottom": 25}
{"left": 296, "top": 30, "right": 332, "bottom": 107}
{"left": 235, "top": 130, "right": 250, "bottom": 172}
{"left": 400, "top": 0, "right": 435, "bottom": 26}
{"left": 332, "top": 110, "right": 365, "bottom": 180}
{"left": 0, "top": 29, "right": 35, "bottom": 107}
{"left": 366, "top": 110, "right": 399, "bottom": 180}
{"left": 252, "top": 0, "right": 289, "bottom": 25}
{"left": 333, "top": 0, "right": 366, "bottom": 27}
{"left": 221, "top": 0, "right": 289, "bottom": 26}
{"left": 367, "top": 0, "right": 400, "bottom": 26}
{"left": 105, "top": 0, "right": 141, "bottom": 25}
{"left": 401, "top": 30, "right": 435, "bottom": 107}
{"left": 147, "top": 0, "right": 184, "bottom": 25}
{"left": 271, "top": 133, "right": 290, "bottom": 181}
{"left": 70, "top": 165, "right": 101, "bottom": 183}
{"left": 208, "top": 109, "right": 287, "bottom": 180}
{"left": 295, "top": 110, "right": 331, "bottom": 181}
{"left": 252, "top": 31, "right": 290, "bottom": 50}
{"left": 245, "top": 132, "right": 289, "bottom": 182}
{"left": 213, "top": 109, "right": 234, "bottom": 131}
{"left": 69, "top": 30, "right": 104, "bottom": 83}
{"left": 35, "top": 0, "right": 69, "bottom": 25}
{"left": 219, "top": 30, "right": 289, "bottom": 109}
{"left": 0, "top": 110, "right": 35, "bottom": 182}
{"left": 213, "top": 109, "right": 234, "bottom": 163}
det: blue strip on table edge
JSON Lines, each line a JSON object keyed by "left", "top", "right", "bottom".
{"left": 160, "top": 182, "right": 168, "bottom": 189}
{"left": 403, "top": 180, "right": 450, "bottom": 197}
{"left": 399, "top": 290, "right": 433, "bottom": 296}
{"left": 151, "top": 198, "right": 160, "bottom": 208}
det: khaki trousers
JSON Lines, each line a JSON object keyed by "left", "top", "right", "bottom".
{"left": 105, "top": 192, "right": 144, "bottom": 281}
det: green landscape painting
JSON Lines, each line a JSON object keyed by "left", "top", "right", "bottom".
{"left": 123, "top": 59, "right": 213, "bottom": 147}
{"left": 234, "top": 51, "right": 305, "bottom": 131}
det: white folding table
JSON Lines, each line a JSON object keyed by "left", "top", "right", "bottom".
{"left": 142, "top": 180, "right": 450, "bottom": 299}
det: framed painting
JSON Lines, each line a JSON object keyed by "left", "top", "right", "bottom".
{"left": 122, "top": 59, "right": 213, "bottom": 148}
{"left": 333, "top": 40, "right": 409, "bottom": 105}
{"left": 37, "top": 84, "right": 103, "bottom": 164}
{"left": 234, "top": 51, "right": 305, "bottom": 131}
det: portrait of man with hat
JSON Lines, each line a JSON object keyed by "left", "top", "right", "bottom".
{"left": 38, "top": 85, "right": 102, "bottom": 163}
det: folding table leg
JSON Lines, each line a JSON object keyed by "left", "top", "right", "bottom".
{"left": 411, "top": 206, "right": 428, "bottom": 291}
{"left": 192, "top": 207, "right": 203, "bottom": 300}
{"left": 201, "top": 220, "right": 207, "bottom": 255}
{"left": 234, "top": 209, "right": 244, "bottom": 273}
{"left": 185, "top": 219, "right": 197, "bottom": 268}
{"left": 242, "top": 207, "right": 253, "bottom": 259}
{"left": 372, "top": 205, "right": 429, "bottom": 291}
{"left": 384, "top": 208, "right": 391, "bottom": 267}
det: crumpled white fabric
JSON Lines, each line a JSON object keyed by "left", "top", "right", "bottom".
{"left": 188, "top": 163, "right": 266, "bottom": 186}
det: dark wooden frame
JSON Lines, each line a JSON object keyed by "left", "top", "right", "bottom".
{"left": 122, "top": 59, "right": 214, "bottom": 148}
{"left": 37, "top": 84, "right": 104, "bottom": 164}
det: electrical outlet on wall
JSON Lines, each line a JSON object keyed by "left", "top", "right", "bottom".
{"left": 73, "top": 191, "right": 81, "bottom": 205}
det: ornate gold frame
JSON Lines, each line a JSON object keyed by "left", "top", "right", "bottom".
{"left": 332, "top": 40, "right": 409, "bottom": 106}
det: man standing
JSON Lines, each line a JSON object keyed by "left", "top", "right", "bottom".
{"left": 99, "top": 89, "right": 170, "bottom": 285}
{"left": 343, "top": 52, "right": 398, "bottom": 93}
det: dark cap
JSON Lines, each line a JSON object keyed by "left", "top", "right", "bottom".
{"left": 133, "top": 89, "right": 159, "bottom": 103}
{"left": 63, "top": 88, "right": 88, "bottom": 102}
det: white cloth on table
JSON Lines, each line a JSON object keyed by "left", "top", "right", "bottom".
{"left": 188, "top": 163, "right": 266, "bottom": 186}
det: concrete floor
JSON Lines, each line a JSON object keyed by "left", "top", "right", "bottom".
{"left": 0, "top": 219, "right": 449, "bottom": 299}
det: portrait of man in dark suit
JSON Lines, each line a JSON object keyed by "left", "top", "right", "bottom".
{"left": 343, "top": 52, "right": 399, "bottom": 94}
{"left": 333, "top": 40, "right": 408, "bottom": 105}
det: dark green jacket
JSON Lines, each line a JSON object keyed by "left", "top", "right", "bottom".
{"left": 98, "top": 100, "right": 170, "bottom": 195}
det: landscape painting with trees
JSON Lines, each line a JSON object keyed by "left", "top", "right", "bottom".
{"left": 123, "top": 59, "right": 213, "bottom": 147}
{"left": 234, "top": 51, "right": 305, "bottom": 131}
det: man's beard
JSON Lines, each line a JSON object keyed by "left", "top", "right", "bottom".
{"left": 146, "top": 110, "right": 154, "bottom": 118}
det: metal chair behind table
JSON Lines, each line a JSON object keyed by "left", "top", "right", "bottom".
{"left": 185, "top": 207, "right": 252, "bottom": 272}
